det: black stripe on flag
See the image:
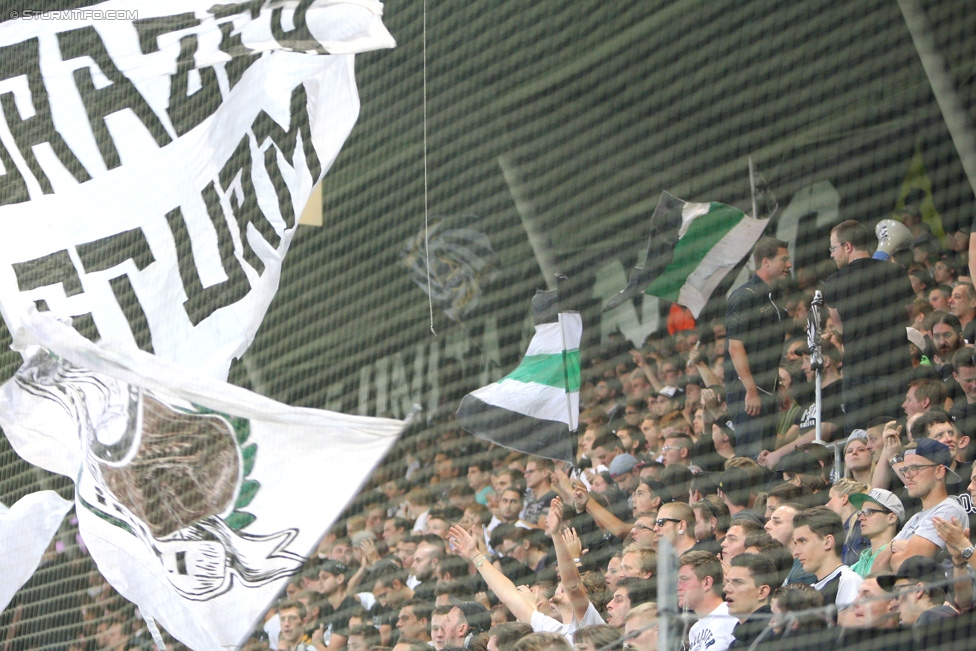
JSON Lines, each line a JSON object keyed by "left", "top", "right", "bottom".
{"left": 456, "top": 394, "right": 575, "bottom": 463}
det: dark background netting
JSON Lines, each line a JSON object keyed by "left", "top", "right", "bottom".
{"left": 1, "top": 0, "right": 975, "bottom": 649}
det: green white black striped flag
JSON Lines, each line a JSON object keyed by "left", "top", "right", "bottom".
{"left": 604, "top": 191, "right": 769, "bottom": 317}
{"left": 456, "top": 290, "right": 581, "bottom": 463}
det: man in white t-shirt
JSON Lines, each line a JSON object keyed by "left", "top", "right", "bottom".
{"left": 791, "top": 506, "right": 863, "bottom": 624}
{"left": 677, "top": 551, "right": 738, "bottom": 651}
{"left": 878, "top": 439, "right": 969, "bottom": 572}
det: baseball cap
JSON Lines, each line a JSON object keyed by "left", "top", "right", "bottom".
{"left": 906, "top": 327, "right": 926, "bottom": 351}
{"left": 848, "top": 488, "right": 905, "bottom": 523}
{"left": 777, "top": 449, "right": 821, "bottom": 476}
{"left": 609, "top": 453, "right": 638, "bottom": 479}
{"left": 318, "top": 560, "right": 349, "bottom": 578}
{"left": 877, "top": 555, "right": 945, "bottom": 592}
{"left": 449, "top": 600, "right": 491, "bottom": 634}
{"left": 900, "top": 438, "right": 960, "bottom": 481}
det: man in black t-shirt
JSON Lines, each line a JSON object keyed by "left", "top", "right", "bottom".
{"left": 725, "top": 237, "right": 792, "bottom": 459}
{"left": 824, "top": 220, "right": 915, "bottom": 433}
{"left": 760, "top": 339, "right": 844, "bottom": 471}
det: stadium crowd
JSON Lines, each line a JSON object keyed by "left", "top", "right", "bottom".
{"left": 236, "top": 215, "right": 976, "bottom": 651}
{"left": 22, "top": 215, "right": 976, "bottom": 651}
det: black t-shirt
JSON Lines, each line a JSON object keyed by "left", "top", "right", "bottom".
{"left": 793, "top": 379, "right": 845, "bottom": 433}
{"left": 320, "top": 595, "right": 362, "bottom": 639}
{"left": 725, "top": 273, "right": 785, "bottom": 393}
{"left": 823, "top": 257, "right": 915, "bottom": 378}
{"left": 950, "top": 398, "right": 976, "bottom": 441}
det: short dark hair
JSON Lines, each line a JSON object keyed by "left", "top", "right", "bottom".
{"left": 678, "top": 550, "right": 724, "bottom": 596}
{"left": 754, "top": 237, "right": 789, "bottom": 267}
{"left": 278, "top": 599, "right": 307, "bottom": 621}
{"left": 831, "top": 220, "right": 869, "bottom": 250}
{"left": 911, "top": 407, "right": 955, "bottom": 440}
{"left": 615, "top": 577, "right": 657, "bottom": 605}
{"left": 489, "top": 623, "right": 533, "bottom": 651}
{"left": 792, "top": 506, "right": 843, "bottom": 553}
{"left": 401, "top": 599, "right": 433, "bottom": 623}
{"left": 730, "top": 553, "right": 777, "bottom": 596}
{"left": 348, "top": 624, "right": 381, "bottom": 648}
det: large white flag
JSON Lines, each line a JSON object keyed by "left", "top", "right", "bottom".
{"left": 0, "top": 0, "right": 394, "bottom": 379}
{"left": 0, "top": 310, "right": 404, "bottom": 650}
{"left": 0, "top": 0, "right": 395, "bottom": 639}
{"left": 0, "top": 491, "right": 74, "bottom": 614}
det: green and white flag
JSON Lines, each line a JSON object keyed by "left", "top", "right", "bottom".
{"left": 604, "top": 191, "right": 769, "bottom": 318}
{"left": 645, "top": 193, "right": 769, "bottom": 317}
{"left": 457, "top": 290, "right": 581, "bottom": 463}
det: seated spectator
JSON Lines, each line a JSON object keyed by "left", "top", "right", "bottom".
{"left": 677, "top": 551, "right": 738, "bottom": 651}
{"left": 791, "top": 507, "right": 863, "bottom": 623}
{"left": 487, "top": 622, "right": 532, "bottom": 651}
{"left": 622, "top": 603, "right": 658, "bottom": 651}
{"left": 606, "top": 577, "right": 657, "bottom": 631}
{"left": 724, "top": 554, "right": 776, "bottom": 649}
{"left": 848, "top": 575, "right": 899, "bottom": 629}
{"left": 824, "top": 478, "right": 869, "bottom": 566}
{"left": 877, "top": 555, "right": 955, "bottom": 630}
{"left": 847, "top": 489, "right": 904, "bottom": 578}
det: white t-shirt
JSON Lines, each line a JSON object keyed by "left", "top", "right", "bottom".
{"left": 688, "top": 602, "right": 737, "bottom": 651}
{"left": 529, "top": 602, "right": 605, "bottom": 644}
{"left": 894, "top": 496, "right": 969, "bottom": 549}
{"left": 812, "top": 565, "right": 863, "bottom": 610}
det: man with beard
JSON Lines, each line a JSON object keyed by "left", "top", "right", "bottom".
{"left": 412, "top": 536, "right": 447, "bottom": 602}
{"left": 931, "top": 312, "right": 963, "bottom": 371}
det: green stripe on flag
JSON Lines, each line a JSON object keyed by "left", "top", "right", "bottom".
{"left": 645, "top": 202, "right": 744, "bottom": 301}
{"left": 504, "top": 351, "right": 581, "bottom": 391}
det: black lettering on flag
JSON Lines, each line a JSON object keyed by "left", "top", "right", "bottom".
{"left": 76, "top": 228, "right": 156, "bottom": 273}
{"left": 167, "top": 34, "right": 223, "bottom": 136}
{"left": 220, "top": 135, "right": 279, "bottom": 274}
{"left": 0, "top": 38, "right": 91, "bottom": 198}
{"left": 109, "top": 274, "right": 154, "bottom": 353}
{"left": 212, "top": 1, "right": 264, "bottom": 91}
{"left": 0, "top": 137, "right": 29, "bottom": 207}
{"left": 76, "top": 228, "right": 155, "bottom": 350}
{"left": 13, "top": 250, "right": 84, "bottom": 296}
{"left": 252, "top": 84, "right": 323, "bottom": 182}
{"left": 134, "top": 14, "right": 224, "bottom": 137}
{"left": 133, "top": 12, "right": 200, "bottom": 55}
{"left": 166, "top": 183, "right": 250, "bottom": 326}
{"left": 271, "top": 0, "right": 327, "bottom": 54}
{"left": 70, "top": 312, "right": 101, "bottom": 343}
{"left": 58, "top": 26, "right": 173, "bottom": 170}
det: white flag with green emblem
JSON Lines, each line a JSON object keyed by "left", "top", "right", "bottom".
{"left": 457, "top": 289, "right": 581, "bottom": 463}
{"left": 0, "top": 310, "right": 404, "bottom": 650}
{"left": 644, "top": 193, "right": 769, "bottom": 317}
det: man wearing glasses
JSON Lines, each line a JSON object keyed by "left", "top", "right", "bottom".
{"left": 651, "top": 502, "right": 697, "bottom": 556}
{"left": 875, "top": 439, "right": 968, "bottom": 572}
{"left": 847, "top": 489, "right": 904, "bottom": 578}
{"left": 824, "top": 220, "right": 916, "bottom": 434}
{"left": 877, "top": 555, "right": 956, "bottom": 629}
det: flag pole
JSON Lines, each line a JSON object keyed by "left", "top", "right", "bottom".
{"left": 557, "top": 312, "right": 576, "bottom": 432}
{"left": 748, "top": 156, "right": 759, "bottom": 220}
{"left": 498, "top": 155, "right": 559, "bottom": 291}
{"left": 808, "top": 291, "right": 824, "bottom": 443}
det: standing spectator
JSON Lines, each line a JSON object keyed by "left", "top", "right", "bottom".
{"left": 724, "top": 554, "right": 776, "bottom": 649}
{"left": 520, "top": 458, "right": 557, "bottom": 529}
{"left": 824, "top": 220, "right": 916, "bottom": 433}
{"left": 877, "top": 556, "right": 956, "bottom": 629}
{"left": 724, "top": 238, "right": 792, "bottom": 459}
